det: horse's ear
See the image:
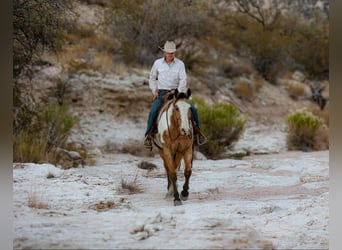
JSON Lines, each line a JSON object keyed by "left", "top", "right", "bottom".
{"left": 187, "top": 88, "right": 191, "bottom": 98}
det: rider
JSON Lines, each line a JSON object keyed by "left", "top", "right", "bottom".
{"left": 144, "top": 40, "right": 207, "bottom": 149}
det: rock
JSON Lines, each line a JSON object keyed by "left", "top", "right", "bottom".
{"left": 56, "top": 147, "right": 85, "bottom": 169}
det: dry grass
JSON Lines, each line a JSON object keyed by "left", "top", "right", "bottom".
{"left": 28, "top": 189, "right": 48, "bottom": 209}
{"left": 60, "top": 44, "right": 89, "bottom": 65}
{"left": 252, "top": 75, "right": 265, "bottom": 92}
{"left": 91, "top": 52, "right": 115, "bottom": 74}
{"left": 233, "top": 79, "right": 253, "bottom": 101}
{"left": 287, "top": 125, "right": 329, "bottom": 151}
{"left": 285, "top": 80, "right": 306, "bottom": 99}
{"left": 313, "top": 126, "right": 329, "bottom": 150}
{"left": 308, "top": 105, "right": 329, "bottom": 127}
{"left": 118, "top": 171, "right": 143, "bottom": 195}
{"left": 90, "top": 53, "right": 128, "bottom": 76}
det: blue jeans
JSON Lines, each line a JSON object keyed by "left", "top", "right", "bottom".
{"left": 145, "top": 91, "right": 200, "bottom": 136}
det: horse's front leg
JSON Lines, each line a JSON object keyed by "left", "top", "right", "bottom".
{"left": 180, "top": 149, "right": 193, "bottom": 201}
{"left": 161, "top": 150, "right": 181, "bottom": 205}
{"left": 169, "top": 170, "right": 182, "bottom": 206}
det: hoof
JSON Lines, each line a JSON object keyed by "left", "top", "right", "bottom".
{"left": 180, "top": 190, "right": 189, "bottom": 200}
{"left": 180, "top": 194, "right": 188, "bottom": 201}
{"left": 174, "top": 199, "right": 182, "bottom": 206}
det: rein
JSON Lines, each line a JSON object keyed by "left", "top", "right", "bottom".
{"left": 166, "top": 100, "right": 179, "bottom": 141}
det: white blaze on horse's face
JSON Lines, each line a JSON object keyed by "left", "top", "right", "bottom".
{"left": 174, "top": 101, "right": 192, "bottom": 136}
{"left": 158, "top": 99, "right": 192, "bottom": 145}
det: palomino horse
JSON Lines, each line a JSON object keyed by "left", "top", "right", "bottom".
{"left": 154, "top": 88, "right": 194, "bottom": 206}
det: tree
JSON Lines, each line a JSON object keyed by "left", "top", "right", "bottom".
{"left": 13, "top": 0, "right": 76, "bottom": 163}
{"left": 13, "top": 0, "right": 74, "bottom": 79}
{"left": 105, "top": 0, "right": 212, "bottom": 65}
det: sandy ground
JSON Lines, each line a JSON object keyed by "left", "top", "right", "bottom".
{"left": 13, "top": 146, "right": 328, "bottom": 249}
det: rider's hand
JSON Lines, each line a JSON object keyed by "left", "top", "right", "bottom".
{"left": 153, "top": 89, "right": 158, "bottom": 101}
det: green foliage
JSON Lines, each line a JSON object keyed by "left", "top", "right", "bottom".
{"left": 13, "top": 104, "right": 76, "bottom": 163}
{"left": 286, "top": 109, "right": 327, "bottom": 151}
{"left": 192, "top": 97, "right": 247, "bottom": 159}
{"left": 14, "top": 132, "right": 47, "bottom": 163}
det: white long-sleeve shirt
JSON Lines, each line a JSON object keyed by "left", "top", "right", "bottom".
{"left": 149, "top": 57, "right": 187, "bottom": 94}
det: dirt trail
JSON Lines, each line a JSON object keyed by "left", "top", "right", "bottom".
{"left": 13, "top": 149, "right": 328, "bottom": 249}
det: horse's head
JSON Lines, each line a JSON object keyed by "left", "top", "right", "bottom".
{"left": 171, "top": 88, "right": 192, "bottom": 137}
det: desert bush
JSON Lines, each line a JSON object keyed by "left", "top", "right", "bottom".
{"left": 308, "top": 106, "right": 329, "bottom": 127}
{"left": 285, "top": 81, "right": 306, "bottom": 99}
{"left": 13, "top": 0, "right": 75, "bottom": 79}
{"left": 222, "top": 6, "right": 328, "bottom": 82}
{"left": 233, "top": 78, "right": 254, "bottom": 101}
{"left": 253, "top": 75, "right": 264, "bottom": 92}
{"left": 66, "top": 59, "right": 90, "bottom": 74}
{"left": 223, "top": 12, "right": 289, "bottom": 82}
{"left": 288, "top": 16, "right": 329, "bottom": 80}
{"left": 105, "top": 0, "right": 212, "bottom": 65}
{"left": 221, "top": 59, "right": 254, "bottom": 79}
{"left": 286, "top": 109, "right": 328, "bottom": 151}
{"left": 13, "top": 104, "right": 76, "bottom": 163}
{"left": 192, "top": 98, "right": 247, "bottom": 159}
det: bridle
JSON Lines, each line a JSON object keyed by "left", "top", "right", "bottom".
{"left": 166, "top": 98, "right": 193, "bottom": 142}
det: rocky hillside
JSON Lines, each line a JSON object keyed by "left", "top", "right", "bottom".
{"left": 18, "top": 0, "right": 329, "bottom": 159}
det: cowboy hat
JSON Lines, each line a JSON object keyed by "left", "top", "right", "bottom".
{"left": 159, "top": 41, "right": 177, "bottom": 53}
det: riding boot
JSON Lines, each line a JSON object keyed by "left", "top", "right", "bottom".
{"left": 144, "top": 131, "right": 153, "bottom": 150}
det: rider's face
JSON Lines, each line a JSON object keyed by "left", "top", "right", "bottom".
{"left": 164, "top": 52, "right": 175, "bottom": 63}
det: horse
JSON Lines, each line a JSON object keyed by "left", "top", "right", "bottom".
{"left": 154, "top": 88, "right": 194, "bottom": 206}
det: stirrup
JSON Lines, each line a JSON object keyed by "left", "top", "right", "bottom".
{"left": 196, "top": 134, "right": 207, "bottom": 145}
{"left": 144, "top": 136, "right": 152, "bottom": 150}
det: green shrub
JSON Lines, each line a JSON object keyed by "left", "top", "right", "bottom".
{"left": 13, "top": 104, "right": 76, "bottom": 163}
{"left": 286, "top": 109, "right": 328, "bottom": 151}
{"left": 192, "top": 97, "right": 247, "bottom": 159}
